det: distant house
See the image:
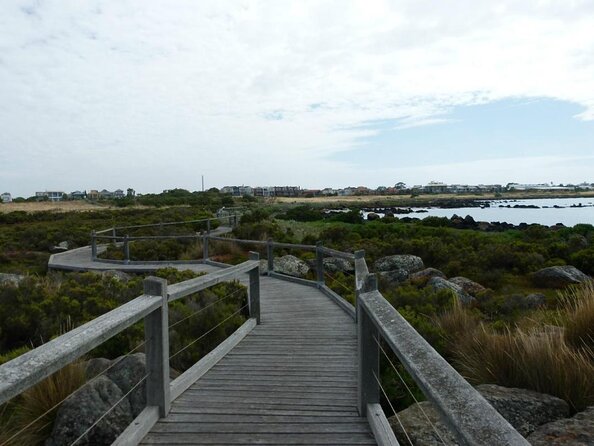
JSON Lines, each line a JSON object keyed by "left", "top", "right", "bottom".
{"left": 35, "top": 191, "right": 65, "bottom": 202}
{"left": 423, "top": 181, "right": 448, "bottom": 194}
{"left": 99, "top": 189, "right": 114, "bottom": 199}
{"left": 1, "top": 192, "right": 11, "bottom": 203}
{"left": 88, "top": 190, "right": 100, "bottom": 200}
{"left": 69, "top": 190, "right": 86, "bottom": 200}
{"left": 113, "top": 189, "right": 125, "bottom": 199}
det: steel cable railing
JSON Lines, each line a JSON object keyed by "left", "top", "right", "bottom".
{"left": 169, "top": 304, "right": 249, "bottom": 362}
{"left": 0, "top": 338, "right": 147, "bottom": 446}
{"left": 69, "top": 373, "right": 149, "bottom": 446}
{"left": 373, "top": 334, "right": 448, "bottom": 445}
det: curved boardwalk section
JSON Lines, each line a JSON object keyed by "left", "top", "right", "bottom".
{"left": 141, "top": 276, "right": 376, "bottom": 445}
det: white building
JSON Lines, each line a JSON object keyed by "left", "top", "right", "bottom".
{"left": 1, "top": 192, "right": 11, "bottom": 203}
{"left": 36, "top": 191, "right": 65, "bottom": 201}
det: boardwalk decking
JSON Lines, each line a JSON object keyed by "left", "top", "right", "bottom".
{"left": 141, "top": 276, "right": 376, "bottom": 445}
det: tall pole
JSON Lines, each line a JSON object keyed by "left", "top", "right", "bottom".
{"left": 201, "top": 175, "right": 204, "bottom": 192}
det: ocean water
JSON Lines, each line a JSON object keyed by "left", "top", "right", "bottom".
{"left": 363, "top": 197, "right": 594, "bottom": 227}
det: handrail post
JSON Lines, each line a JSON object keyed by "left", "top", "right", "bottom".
{"left": 124, "top": 235, "right": 130, "bottom": 265}
{"left": 354, "top": 249, "right": 366, "bottom": 316}
{"left": 248, "top": 252, "right": 261, "bottom": 324}
{"left": 112, "top": 227, "right": 117, "bottom": 240}
{"left": 203, "top": 233, "right": 209, "bottom": 260}
{"left": 143, "top": 277, "right": 171, "bottom": 418}
{"left": 91, "top": 230, "right": 97, "bottom": 260}
{"left": 358, "top": 273, "right": 379, "bottom": 417}
{"left": 315, "top": 241, "right": 325, "bottom": 287}
{"left": 207, "top": 219, "right": 211, "bottom": 234}
{"left": 266, "top": 238, "right": 274, "bottom": 275}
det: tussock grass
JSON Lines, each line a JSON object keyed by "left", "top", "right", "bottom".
{"left": 438, "top": 282, "right": 594, "bottom": 412}
{"left": 437, "top": 297, "right": 479, "bottom": 341}
{"left": 559, "top": 280, "right": 594, "bottom": 355}
{"left": 0, "top": 362, "right": 86, "bottom": 445}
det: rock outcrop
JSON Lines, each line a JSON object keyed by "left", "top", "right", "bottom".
{"left": 46, "top": 375, "right": 133, "bottom": 446}
{"left": 101, "top": 270, "right": 132, "bottom": 283}
{"left": 47, "top": 353, "right": 169, "bottom": 445}
{"left": 531, "top": 265, "right": 590, "bottom": 289}
{"left": 323, "top": 257, "right": 355, "bottom": 274}
{"left": 409, "top": 268, "right": 446, "bottom": 283}
{"left": 389, "top": 384, "right": 570, "bottom": 445}
{"left": 527, "top": 406, "right": 594, "bottom": 445}
{"left": 374, "top": 255, "right": 424, "bottom": 274}
{"left": 259, "top": 255, "right": 310, "bottom": 278}
{"left": 449, "top": 276, "right": 486, "bottom": 296}
{"left": 0, "top": 273, "right": 25, "bottom": 286}
{"left": 426, "top": 277, "right": 474, "bottom": 304}
{"left": 378, "top": 269, "right": 410, "bottom": 287}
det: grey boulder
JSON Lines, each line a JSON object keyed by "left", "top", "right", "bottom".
{"left": 527, "top": 406, "right": 594, "bottom": 445}
{"left": 374, "top": 255, "right": 424, "bottom": 274}
{"left": 389, "top": 384, "right": 570, "bottom": 445}
{"left": 0, "top": 273, "right": 25, "bottom": 286}
{"left": 427, "top": 277, "right": 474, "bottom": 304}
{"left": 531, "top": 265, "right": 590, "bottom": 289}
{"left": 449, "top": 276, "right": 486, "bottom": 296}
{"left": 323, "top": 257, "right": 354, "bottom": 274}
{"left": 409, "top": 268, "right": 446, "bottom": 283}
{"left": 45, "top": 375, "right": 133, "bottom": 446}
{"left": 273, "top": 255, "right": 310, "bottom": 278}
{"left": 378, "top": 269, "right": 410, "bottom": 287}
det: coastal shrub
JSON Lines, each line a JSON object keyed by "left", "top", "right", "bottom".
{"left": 570, "top": 248, "right": 594, "bottom": 275}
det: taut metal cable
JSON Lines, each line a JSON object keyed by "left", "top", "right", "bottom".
{"left": 69, "top": 374, "right": 149, "bottom": 446}
{"left": 373, "top": 334, "right": 448, "bottom": 445}
{"left": 169, "top": 287, "right": 245, "bottom": 329}
{"left": 372, "top": 370, "right": 414, "bottom": 446}
{"left": 0, "top": 340, "right": 147, "bottom": 446}
{"left": 169, "top": 304, "right": 248, "bottom": 361}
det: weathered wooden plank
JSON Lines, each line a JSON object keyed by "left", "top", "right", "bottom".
{"left": 170, "top": 318, "right": 256, "bottom": 401}
{"left": 160, "top": 414, "right": 365, "bottom": 424}
{"left": 113, "top": 406, "right": 160, "bottom": 446}
{"left": 167, "top": 260, "right": 258, "bottom": 301}
{"left": 367, "top": 403, "right": 400, "bottom": 446}
{"left": 138, "top": 275, "right": 375, "bottom": 446}
{"left": 150, "top": 422, "right": 372, "bottom": 434}
{"left": 141, "top": 432, "right": 376, "bottom": 444}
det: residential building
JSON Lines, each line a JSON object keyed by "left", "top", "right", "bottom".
{"left": 1, "top": 192, "right": 11, "bottom": 203}
{"left": 114, "top": 189, "right": 125, "bottom": 199}
{"left": 35, "top": 191, "right": 65, "bottom": 201}
{"left": 88, "top": 190, "right": 100, "bottom": 200}
{"left": 69, "top": 190, "right": 86, "bottom": 200}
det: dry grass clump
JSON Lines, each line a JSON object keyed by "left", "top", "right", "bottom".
{"left": 558, "top": 280, "right": 594, "bottom": 355}
{"left": 0, "top": 362, "right": 86, "bottom": 445}
{"left": 438, "top": 282, "right": 594, "bottom": 412}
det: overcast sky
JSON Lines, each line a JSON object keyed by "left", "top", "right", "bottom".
{"left": 1, "top": 0, "right": 594, "bottom": 197}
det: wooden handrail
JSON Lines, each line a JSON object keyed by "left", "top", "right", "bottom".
{"left": 354, "top": 257, "right": 529, "bottom": 445}
{"left": 0, "top": 255, "right": 261, "bottom": 417}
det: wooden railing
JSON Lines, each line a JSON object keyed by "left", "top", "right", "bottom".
{"left": 12, "top": 217, "right": 531, "bottom": 445}
{"left": 0, "top": 254, "right": 261, "bottom": 445}
{"left": 353, "top": 255, "right": 529, "bottom": 446}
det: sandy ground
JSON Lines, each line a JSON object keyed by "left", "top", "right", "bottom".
{"left": 272, "top": 190, "right": 594, "bottom": 205}
{"left": 0, "top": 201, "right": 140, "bottom": 213}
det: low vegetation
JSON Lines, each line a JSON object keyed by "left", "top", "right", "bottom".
{"left": 438, "top": 282, "right": 594, "bottom": 412}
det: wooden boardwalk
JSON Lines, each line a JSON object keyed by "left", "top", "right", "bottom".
{"left": 141, "top": 276, "right": 377, "bottom": 445}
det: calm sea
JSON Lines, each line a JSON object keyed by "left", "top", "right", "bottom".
{"left": 363, "top": 197, "right": 594, "bottom": 227}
